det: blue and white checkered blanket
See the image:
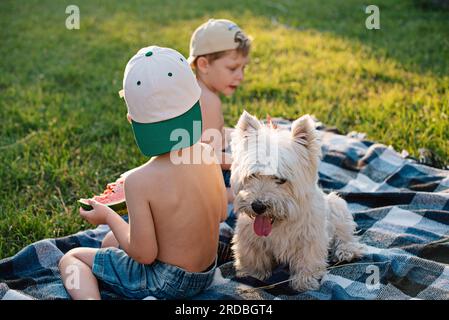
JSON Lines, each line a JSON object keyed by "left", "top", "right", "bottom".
{"left": 1, "top": 120, "right": 449, "bottom": 300}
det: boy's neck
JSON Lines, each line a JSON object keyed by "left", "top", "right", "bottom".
{"left": 197, "top": 77, "right": 218, "bottom": 95}
{"left": 151, "top": 144, "right": 198, "bottom": 163}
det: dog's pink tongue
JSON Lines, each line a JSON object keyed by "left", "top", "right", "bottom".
{"left": 253, "top": 216, "right": 272, "bottom": 237}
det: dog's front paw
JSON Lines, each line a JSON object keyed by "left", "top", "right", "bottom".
{"left": 290, "top": 273, "right": 322, "bottom": 292}
{"left": 252, "top": 269, "right": 272, "bottom": 281}
{"left": 235, "top": 267, "right": 271, "bottom": 281}
{"left": 234, "top": 263, "right": 255, "bottom": 278}
{"left": 333, "top": 242, "right": 364, "bottom": 263}
{"left": 235, "top": 268, "right": 251, "bottom": 278}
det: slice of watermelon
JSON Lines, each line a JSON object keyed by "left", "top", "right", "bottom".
{"left": 78, "top": 177, "right": 127, "bottom": 215}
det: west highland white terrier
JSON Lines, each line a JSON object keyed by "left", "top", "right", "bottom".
{"left": 230, "top": 111, "right": 363, "bottom": 291}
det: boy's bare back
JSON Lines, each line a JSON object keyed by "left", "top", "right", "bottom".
{"left": 125, "top": 143, "right": 227, "bottom": 273}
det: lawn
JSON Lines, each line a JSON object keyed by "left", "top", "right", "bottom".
{"left": 0, "top": 0, "right": 448, "bottom": 259}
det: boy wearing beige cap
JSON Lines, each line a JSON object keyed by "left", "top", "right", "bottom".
{"left": 188, "top": 19, "right": 251, "bottom": 203}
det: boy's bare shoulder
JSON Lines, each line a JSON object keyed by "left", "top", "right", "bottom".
{"left": 123, "top": 161, "right": 161, "bottom": 190}
{"left": 200, "top": 85, "right": 224, "bottom": 136}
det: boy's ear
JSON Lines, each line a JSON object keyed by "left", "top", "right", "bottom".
{"left": 196, "top": 56, "right": 209, "bottom": 74}
{"left": 236, "top": 110, "right": 261, "bottom": 135}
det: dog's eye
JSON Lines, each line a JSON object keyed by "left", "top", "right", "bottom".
{"left": 248, "top": 173, "right": 257, "bottom": 179}
{"left": 275, "top": 177, "right": 287, "bottom": 185}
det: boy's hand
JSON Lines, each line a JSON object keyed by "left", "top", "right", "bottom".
{"left": 79, "top": 199, "right": 113, "bottom": 225}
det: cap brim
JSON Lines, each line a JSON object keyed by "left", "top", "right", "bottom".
{"left": 187, "top": 55, "right": 196, "bottom": 65}
{"left": 131, "top": 101, "right": 202, "bottom": 157}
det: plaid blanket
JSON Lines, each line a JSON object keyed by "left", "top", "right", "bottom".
{"left": 1, "top": 119, "right": 449, "bottom": 300}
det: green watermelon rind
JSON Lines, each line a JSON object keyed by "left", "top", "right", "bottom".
{"left": 78, "top": 199, "right": 127, "bottom": 215}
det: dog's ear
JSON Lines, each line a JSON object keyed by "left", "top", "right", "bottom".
{"left": 291, "top": 114, "right": 316, "bottom": 146}
{"left": 236, "top": 110, "right": 261, "bottom": 135}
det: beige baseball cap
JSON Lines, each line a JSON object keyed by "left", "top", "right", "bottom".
{"left": 187, "top": 19, "right": 248, "bottom": 64}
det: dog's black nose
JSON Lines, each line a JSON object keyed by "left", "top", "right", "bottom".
{"left": 251, "top": 200, "right": 267, "bottom": 214}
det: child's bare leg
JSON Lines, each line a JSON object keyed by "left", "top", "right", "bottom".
{"left": 59, "top": 247, "right": 101, "bottom": 300}
{"left": 101, "top": 230, "right": 119, "bottom": 248}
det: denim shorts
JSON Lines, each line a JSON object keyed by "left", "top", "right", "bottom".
{"left": 222, "top": 169, "right": 231, "bottom": 188}
{"left": 92, "top": 247, "right": 217, "bottom": 300}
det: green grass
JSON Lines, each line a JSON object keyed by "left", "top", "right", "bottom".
{"left": 1, "top": 0, "right": 448, "bottom": 259}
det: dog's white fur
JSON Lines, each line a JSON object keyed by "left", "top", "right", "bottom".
{"left": 230, "top": 111, "right": 363, "bottom": 291}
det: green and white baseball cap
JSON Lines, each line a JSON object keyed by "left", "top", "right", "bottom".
{"left": 121, "top": 46, "right": 202, "bottom": 157}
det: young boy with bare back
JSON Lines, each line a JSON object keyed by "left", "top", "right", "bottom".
{"left": 188, "top": 19, "right": 251, "bottom": 203}
{"left": 58, "top": 46, "right": 227, "bottom": 300}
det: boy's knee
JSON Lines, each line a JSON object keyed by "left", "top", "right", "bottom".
{"left": 67, "top": 247, "right": 84, "bottom": 257}
{"left": 60, "top": 248, "right": 84, "bottom": 266}
{"left": 58, "top": 255, "right": 66, "bottom": 270}
{"left": 60, "top": 247, "right": 97, "bottom": 268}
{"left": 101, "top": 231, "right": 119, "bottom": 248}
{"left": 58, "top": 251, "right": 74, "bottom": 270}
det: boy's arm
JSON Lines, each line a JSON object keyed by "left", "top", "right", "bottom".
{"left": 105, "top": 213, "right": 129, "bottom": 250}
{"left": 209, "top": 128, "right": 232, "bottom": 170}
{"left": 106, "top": 172, "right": 158, "bottom": 264}
{"left": 219, "top": 151, "right": 232, "bottom": 170}
{"left": 200, "top": 93, "right": 229, "bottom": 165}
{"left": 220, "top": 189, "right": 228, "bottom": 222}
{"left": 219, "top": 126, "right": 233, "bottom": 170}
{"left": 219, "top": 163, "right": 230, "bottom": 222}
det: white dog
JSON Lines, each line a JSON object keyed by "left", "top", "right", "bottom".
{"left": 230, "top": 111, "right": 363, "bottom": 291}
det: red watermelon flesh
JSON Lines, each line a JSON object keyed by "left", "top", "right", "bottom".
{"left": 93, "top": 178, "right": 125, "bottom": 203}
{"left": 78, "top": 177, "right": 127, "bottom": 215}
